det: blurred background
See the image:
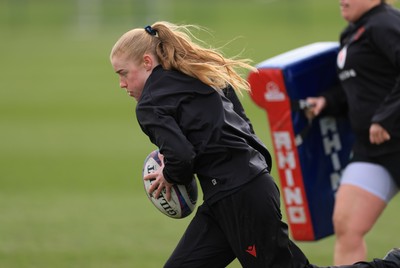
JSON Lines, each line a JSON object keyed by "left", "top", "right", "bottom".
{"left": 1, "top": 0, "right": 399, "bottom": 267}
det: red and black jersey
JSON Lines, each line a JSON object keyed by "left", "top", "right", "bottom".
{"left": 323, "top": 3, "right": 400, "bottom": 156}
{"left": 136, "top": 65, "right": 272, "bottom": 203}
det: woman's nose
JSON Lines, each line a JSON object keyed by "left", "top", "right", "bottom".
{"left": 120, "top": 80, "right": 127, "bottom": 88}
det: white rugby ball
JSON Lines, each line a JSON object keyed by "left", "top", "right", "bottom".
{"left": 142, "top": 150, "right": 198, "bottom": 219}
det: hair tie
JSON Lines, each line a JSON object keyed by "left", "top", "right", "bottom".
{"left": 144, "top": 25, "right": 157, "bottom": 36}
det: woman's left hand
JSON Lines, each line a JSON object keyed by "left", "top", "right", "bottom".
{"left": 369, "top": 123, "right": 391, "bottom": 145}
{"left": 143, "top": 153, "right": 173, "bottom": 201}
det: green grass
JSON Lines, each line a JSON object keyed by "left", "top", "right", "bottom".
{"left": 1, "top": 0, "right": 400, "bottom": 267}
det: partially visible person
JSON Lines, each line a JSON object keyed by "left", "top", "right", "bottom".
{"left": 110, "top": 21, "right": 400, "bottom": 268}
{"left": 306, "top": 0, "right": 400, "bottom": 265}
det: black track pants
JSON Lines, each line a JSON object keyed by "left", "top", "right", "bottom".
{"left": 164, "top": 173, "right": 309, "bottom": 268}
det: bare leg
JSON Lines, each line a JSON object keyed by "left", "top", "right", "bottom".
{"left": 333, "top": 185, "right": 386, "bottom": 265}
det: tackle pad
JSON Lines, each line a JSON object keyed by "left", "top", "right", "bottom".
{"left": 247, "top": 42, "right": 354, "bottom": 241}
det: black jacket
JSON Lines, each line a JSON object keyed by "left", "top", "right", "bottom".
{"left": 322, "top": 3, "right": 400, "bottom": 156}
{"left": 136, "top": 65, "right": 272, "bottom": 203}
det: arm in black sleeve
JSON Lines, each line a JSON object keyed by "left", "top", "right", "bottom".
{"left": 369, "top": 20, "right": 400, "bottom": 133}
{"left": 319, "top": 84, "right": 348, "bottom": 117}
{"left": 223, "top": 86, "right": 256, "bottom": 134}
{"left": 371, "top": 79, "right": 400, "bottom": 133}
{"left": 136, "top": 105, "right": 196, "bottom": 185}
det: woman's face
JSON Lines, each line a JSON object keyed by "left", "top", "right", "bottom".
{"left": 339, "top": 0, "right": 380, "bottom": 22}
{"left": 111, "top": 55, "right": 152, "bottom": 101}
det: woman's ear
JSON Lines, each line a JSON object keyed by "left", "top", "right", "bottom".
{"left": 143, "top": 54, "right": 155, "bottom": 71}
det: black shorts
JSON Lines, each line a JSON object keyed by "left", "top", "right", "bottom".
{"left": 164, "top": 173, "right": 309, "bottom": 268}
{"left": 351, "top": 150, "right": 400, "bottom": 188}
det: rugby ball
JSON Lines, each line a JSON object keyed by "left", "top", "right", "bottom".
{"left": 142, "top": 150, "right": 198, "bottom": 219}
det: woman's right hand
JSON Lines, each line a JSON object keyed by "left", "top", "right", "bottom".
{"left": 143, "top": 153, "right": 173, "bottom": 201}
{"left": 305, "top": 96, "right": 327, "bottom": 119}
{"left": 369, "top": 123, "right": 391, "bottom": 145}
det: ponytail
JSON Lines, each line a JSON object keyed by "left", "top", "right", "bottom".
{"left": 111, "top": 21, "right": 256, "bottom": 94}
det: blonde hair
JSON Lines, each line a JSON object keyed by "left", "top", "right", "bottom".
{"left": 110, "top": 21, "right": 256, "bottom": 93}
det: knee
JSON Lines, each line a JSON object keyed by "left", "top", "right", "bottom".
{"left": 333, "top": 209, "right": 356, "bottom": 237}
{"left": 332, "top": 210, "right": 365, "bottom": 239}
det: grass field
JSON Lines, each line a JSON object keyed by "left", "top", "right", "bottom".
{"left": 1, "top": 0, "right": 399, "bottom": 267}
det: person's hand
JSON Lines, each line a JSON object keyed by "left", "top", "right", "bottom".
{"left": 304, "top": 96, "right": 327, "bottom": 120}
{"left": 143, "top": 153, "right": 173, "bottom": 201}
{"left": 369, "top": 123, "right": 391, "bottom": 145}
